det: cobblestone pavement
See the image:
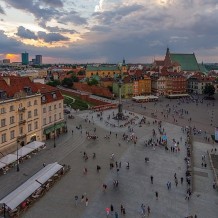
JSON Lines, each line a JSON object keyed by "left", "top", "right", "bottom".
{"left": 0, "top": 97, "right": 217, "bottom": 218}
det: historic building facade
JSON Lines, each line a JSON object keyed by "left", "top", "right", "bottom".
{"left": 0, "top": 76, "right": 64, "bottom": 153}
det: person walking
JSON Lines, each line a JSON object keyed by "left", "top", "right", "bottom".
{"left": 121, "top": 204, "right": 124, "bottom": 215}
{"left": 83, "top": 167, "right": 87, "bottom": 174}
{"left": 150, "top": 175, "right": 153, "bottom": 184}
{"left": 110, "top": 204, "right": 114, "bottom": 215}
{"left": 74, "top": 195, "right": 78, "bottom": 206}
{"left": 85, "top": 197, "right": 88, "bottom": 206}
{"left": 115, "top": 211, "right": 119, "bottom": 218}
{"left": 147, "top": 206, "right": 151, "bottom": 216}
{"left": 155, "top": 191, "right": 158, "bottom": 200}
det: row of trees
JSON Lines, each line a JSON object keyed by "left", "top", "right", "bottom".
{"left": 47, "top": 72, "right": 99, "bottom": 88}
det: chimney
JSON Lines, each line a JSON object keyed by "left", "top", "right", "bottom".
{"left": 3, "top": 77, "right": 10, "bottom": 86}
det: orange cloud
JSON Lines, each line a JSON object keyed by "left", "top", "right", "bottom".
{"left": 5, "top": 54, "right": 20, "bottom": 62}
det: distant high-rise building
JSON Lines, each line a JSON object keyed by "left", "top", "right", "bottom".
{"left": 32, "top": 59, "right": 36, "bottom": 65}
{"left": 35, "top": 55, "right": 42, "bottom": 65}
{"left": 21, "top": 52, "right": 29, "bottom": 65}
{"left": 3, "top": 59, "right": 10, "bottom": 64}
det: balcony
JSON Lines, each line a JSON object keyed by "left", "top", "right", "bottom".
{"left": 17, "top": 134, "right": 26, "bottom": 140}
{"left": 18, "top": 107, "right": 26, "bottom": 112}
{"left": 19, "top": 120, "right": 26, "bottom": 125}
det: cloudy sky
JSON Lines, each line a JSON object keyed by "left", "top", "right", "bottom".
{"left": 0, "top": 0, "right": 218, "bottom": 63}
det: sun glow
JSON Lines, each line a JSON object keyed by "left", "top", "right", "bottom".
{"left": 5, "top": 54, "right": 20, "bottom": 62}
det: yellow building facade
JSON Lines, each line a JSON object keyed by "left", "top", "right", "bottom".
{"left": 0, "top": 92, "right": 42, "bottom": 153}
{"left": 86, "top": 65, "right": 121, "bottom": 78}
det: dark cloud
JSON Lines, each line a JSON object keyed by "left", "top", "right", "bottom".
{"left": 45, "top": 26, "right": 78, "bottom": 34}
{"left": 16, "top": 26, "right": 71, "bottom": 43}
{"left": 4, "top": 0, "right": 87, "bottom": 28}
{"left": 0, "top": 5, "right": 5, "bottom": 14}
{"left": 0, "top": 30, "right": 23, "bottom": 53}
{"left": 38, "top": 31, "right": 70, "bottom": 43}
{"left": 93, "top": 4, "right": 143, "bottom": 25}
{"left": 16, "top": 26, "right": 38, "bottom": 40}
{"left": 89, "top": 25, "right": 111, "bottom": 32}
{"left": 43, "top": 0, "right": 63, "bottom": 7}
{"left": 59, "top": 12, "right": 88, "bottom": 26}
{"left": 1, "top": 0, "right": 218, "bottom": 63}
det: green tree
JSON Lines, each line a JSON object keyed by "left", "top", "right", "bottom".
{"left": 61, "top": 78, "right": 73, "bottom": 88}
{"left": 46, "top": 80, "right": 60, "bottom": 87}
{"left": 87, "top": 78, "right": 98, "bottom": 86}
{"left": 71, "top": 75, "right": 79, "bottom": 82}
{"left": 203, "top": 84, "right": 215, "bottom": 96}
{"left": 78, "top": 70, "right": 85, "bottom": 75}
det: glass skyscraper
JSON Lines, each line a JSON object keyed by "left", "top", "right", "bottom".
{"left": 21, "top": 52, "right": 29, "bottom": 65}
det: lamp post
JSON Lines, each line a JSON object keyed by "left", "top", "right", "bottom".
{"left": 16, "top": 139, "right": 20, "bottom": 172}
{"left": 53, "top": 123, "right": 56, "bottom": 148}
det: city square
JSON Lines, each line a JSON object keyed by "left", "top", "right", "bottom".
{"left": 0, "top": 95, "right": 217, "bottom": 218}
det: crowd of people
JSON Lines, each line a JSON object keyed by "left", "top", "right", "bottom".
{"left": 71, "top": 94, "right": 217, "bottom": 217}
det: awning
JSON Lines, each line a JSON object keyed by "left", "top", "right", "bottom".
{"left": 0, "top": 162, "right": 63, "bottom": 210}
{"left": 44, "top": 122, "right": 66, "bottom": 134}
{"left": 13, "top": 147, "right": 34, "bottom": 158}
{"left": 0, "top": 154, "right": 17, "bottom": 165}
{"left": 0, "top": 162, "right": 6, "bottom": 170}
{"left": 25, "top": 141, "right": 45, "bottom": 150}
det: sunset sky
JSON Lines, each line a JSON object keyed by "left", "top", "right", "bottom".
{"left": 0, "top": 0, "right": 218, "bottom": 63}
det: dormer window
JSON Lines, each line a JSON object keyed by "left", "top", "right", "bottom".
{"left": 24, "top": 86, "right": 32, "bottom": 94}
{"left": 52, "top": 92, "right": 57, "bottom": 99}
{"left": 42, "top": 95, "right": 46, "bottom": 102}
{"left": 0, "top": 90, "right": 7, "bottom": 99}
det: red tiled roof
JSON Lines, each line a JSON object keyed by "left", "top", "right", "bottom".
{"left": 0, "top": 76, "right": 38, "bottom": 97}
{"left": 0, "top": 76, "right": 63, "bottom": 103}
{"left": 34, "top": 83, "right": 63, "bottom": 104}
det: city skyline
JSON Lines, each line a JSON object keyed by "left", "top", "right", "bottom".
{"left": 0, "top": 0, "right": 218, "bottom": 63}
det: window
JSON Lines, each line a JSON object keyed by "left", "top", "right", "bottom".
{"left": 59, "top": 113, "right": 61, "bottom": 119}
{"left": 1, "top": 119, "right": 6, "bottom": 127}
{"left": 49, "top": 106, "right": 51, "bottom": 111}
{"left": 19, "top": 114, "right": 23, "bottom": 121}
{"left": 49, "top": 116, "right": 52, "bottom": 123}
{"left": 54, "top": 104, "right": 57, "bottom": 109}
{"left": 43, "top": 107, "right": 46, "bottom": 113}
{"left": 1, "top": 133, "right": 6, "bottom": 143}
{"left": 10, "top": 105, "right": 14, "bottom": 111}
{"left": 27, "top": 101, "right": 32, "bottom": 107}
{"left": 34, "top": 109, "right": 38, "bottom": 116}
{"left": 34, "top": 121, "right": 38, "bottom": 130}
{"left": 43, "top": 118, "right": 46, "bottom": 126}
{"left": 54, "top": 114, "right": 57, "bottom": 121}
{"left": 42, "top": 95, "right": 46, "bottom": 102}
{"left": 59, "top": 103, "right": 61, "bottom": 108}
{"left": 19, "top": 127, "right": 23, "bottom": 135}
{"left": 28, "top": 124, "right": 32, "bottom": 132}
{"left": 52, "top": 93, "right": 57, "bottom": 99}
{"left": 34, "top": 100, "right": 37, "bottom": 105}
{"left": 10, "top": 116, "right": 15, "bottom": 124}
{"left": 19, "top": 103, "right": 23, "bottom": 108}
{"left": 10, "top": 130, "right": 15, "bottom": 140}
{"left": 1, "top": 108, "right": 6, "bottom": 114}
{"left": 28, "top": 111, "right": 32, "bottom": 118}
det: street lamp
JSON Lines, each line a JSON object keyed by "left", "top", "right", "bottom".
{"left": 16, "top": 139, "right": 20, "bottom": 172}
{"left": 53, "top": 123, "right": 56, "bottom": 148}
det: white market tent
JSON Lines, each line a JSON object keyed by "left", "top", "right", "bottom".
{"left": 0, "top": 162, "right": 6, "bottom": 170}
{"left": 25, "top": 141, "right": 45, "bottom": 150}
{"left": 13, "top": 147, "right": 34, "bottom": 158}
{"left": 0, "top": 162, "right": 63, "bottom": 210}
{"left": 132, "top": 95, "right": 158, "bottom": 102}
{"left": 0, "top": 154, "right": 17, "bottom": 165}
